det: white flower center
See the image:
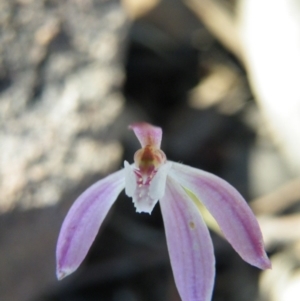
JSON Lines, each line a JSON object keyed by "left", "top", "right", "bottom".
{"left": 124, "top": 161, "right": 172, "bottom": 214}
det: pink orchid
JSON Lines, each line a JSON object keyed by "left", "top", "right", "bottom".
{"left": 56, "top": 122, "right": 271, "bottom": 301}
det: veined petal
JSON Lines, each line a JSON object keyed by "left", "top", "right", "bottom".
{"left": 56, "top": 169, "right": 125, "bottom": 279}
{"left": 160, "top": 176, "right": 215, "bottom": 301}
{"left": 129, "top": 122, "right": 162, "bottom": 148}
{"left": 169, "top": 162, "right": 271, "bottom": 270}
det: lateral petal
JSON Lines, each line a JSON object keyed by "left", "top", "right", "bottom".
{"left": 170, "top": 162, "right": 271, "bottom": 270}
{"left": 56, "top": 169, "right": 125, "bottom": 279}
{"left": 129, "top": 122, "right": 162, "bottom": 148}
{"left": 160, "top": 176, "right": 215, "bottom": 301}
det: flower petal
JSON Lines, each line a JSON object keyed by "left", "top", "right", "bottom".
{"left": 56, "top": 169, "right": 125, "bottom": 279}
{"left": 124, "top": 161, "right": 156, "bottom": 213}
{"left": 124, "top": 160, "right": 136, "bottom": 197}
{"left": 129, "top": 122, "right": 162, "bottom": 148}
{"left": 149, "top": 161, "right": 172, "bottom": 200}
{"left": 170, "top": 162, "right": 271, "bottom": 269}
{"left": 132, "top": 190, "right": 158, "bottom": 214}
{"left": 124, "top": 161, "right": 171, "bottom": 214}
{"left": 160, "top": 176, "right": 215, "bottom": 301}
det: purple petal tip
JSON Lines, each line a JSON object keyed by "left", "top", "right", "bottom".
{"left": 56, "top": 269, "right": 66, "bottom": 281}
{"left": 259, "top": 254, "right": 272, "bottom": 270}
{"left": 56, "top": 266, "right": 74, "bottom": 280}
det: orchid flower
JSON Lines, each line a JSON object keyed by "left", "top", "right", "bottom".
{"left": 56, "top": 122, "right": 271, "bottom": 301}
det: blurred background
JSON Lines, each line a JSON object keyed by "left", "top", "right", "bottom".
{"left": 1, "top": 0, "right": 300, "bottom": 300}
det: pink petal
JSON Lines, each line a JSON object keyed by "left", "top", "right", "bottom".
{"left": 160, "top": 176, "right": 215, "bottom": 301}
{"left": 169, "top": 162, "right": 271, "bottom": 270}
{"left": 56, "top": 169, "right": 125, "bottom": 279}
{"left": 129, "top": 122, "right": 162, "bottom": 148}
